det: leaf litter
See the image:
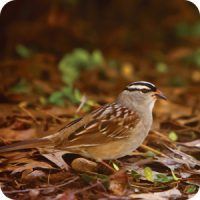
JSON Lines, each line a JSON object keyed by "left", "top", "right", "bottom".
{"left": 0, "top": 99, "right": 199, "bottom": 200}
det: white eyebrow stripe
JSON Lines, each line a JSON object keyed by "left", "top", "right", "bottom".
{"left": 128, "top": 85, "right": 150, "bottom": 90}
{"left": 133, "top": 81, "right": 155, "bottom": 87}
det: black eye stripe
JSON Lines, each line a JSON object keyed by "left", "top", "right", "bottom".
{"left": 141, "top": 89, "right": 150, "bottom": 93}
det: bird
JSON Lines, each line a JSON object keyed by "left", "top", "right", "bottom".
{"left": 0, "top": 81, "right": 166, "bottom": 163}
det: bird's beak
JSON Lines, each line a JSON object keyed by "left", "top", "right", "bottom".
{"left": 154, "top": 90, "right": 167, "bottom": 100}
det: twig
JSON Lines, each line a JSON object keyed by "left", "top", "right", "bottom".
{"left": 38, "top": 108, "right": 65, "bottom": 123}
{"left": 98, "top": 191, "right": 130, "bottom": 200}
{"left": 141, "top": 144, "right": 168, "bottom": 158}
{"left": 76, "top": 95, "right": 87, "bottom": 113}
{"left": 130, "top": 157, "right": 154, "bottom": 167}
{"left": 100, "top": 161, "right": 116, "bottom": 173}
{"left": 73, "top": 181, "right": 100, "bottom": 195}
{"left": 3, "top": 176, "right": 79, "bottom": 194}
{"left": 19, "top": 103, "right": 39, "bottom": 125}
{"left": 151, "top": 131, "right": 171, "bottom": 142}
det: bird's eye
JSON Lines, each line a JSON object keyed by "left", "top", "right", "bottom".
{"left": 141, "top": 89, "right": 149, "bottom": 93}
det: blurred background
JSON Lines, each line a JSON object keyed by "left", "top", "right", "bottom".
{"left": 0, "top": 0, "right": 199, "bottom": 110}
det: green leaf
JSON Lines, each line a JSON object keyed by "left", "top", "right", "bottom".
{"left": 175, "top": 22, "right": 190, "bottom": 37}
{"left": 156, "top": 62, "right": 168, "bottom": 73}
{"left": 131, "top": 170, "right": 141, "bottom": 180}
{"left": 81, "top": 99, "right": 97, "bottom": 112}
{"left": 60, "top": 65, "right": 80, "bottom": 85}
{"left": 155, "top": 174, "right": 174, "bottom": 183}
{"left": 58, "top": 48, "right": 104, "bottom": 85}
{"left": 145, "top": 151, "right": 155, "bottom": 158}
{"left": 185, "top": 185, "right": 197, "bottom": 194}
{"left": 86, "top": 99, "right": 96, "bottom": 107}
{"left": 74, "top": 89, "right": 82, "bottom": 102}
{"left": 112, "top": 162, "right": 120, "bottom": 171}
{"left": 170, "top": 169, "right": 180, "bottom": 181}
{"left": 80, "top": 174, "right": 95, "bottom": 183}
{"left": 39, "top": 96, "right": 47, "bottom": 105}
{"left": 169, "top": 77, "right": 186, "bottom": 87}
{"left": 108, "top": 59, "right": 120, "bottom": 68}
{"left": 62, "top": 87, "right": 82, "bottom": 104}
{"left": 74, "top": 49, "right": 91, "bottom": 65}
{"left": 168, "top": 131, "right": 178, "bottom": 142}
{"left": 91, "top": 50, "right": 104, "bottom": 66}
{"left": 16, "top": 44, "right": 33, "bottom": 58}
{"left": 48, "top": 91, "right": 65, "bottom": 106}
{"left": 183, "top": 49, "right": 200, "bottom": 68}
{"left": 144, "top": 167, "right": 154, "bottom": 182}
{"left": 176, "top": 22, "right": 200, "bottom": 38}
{"left": 10, "top": 79, "right": 30, "bottom": 93}
{"left": 80, "top": 173, "right": 108, "bottom": 184}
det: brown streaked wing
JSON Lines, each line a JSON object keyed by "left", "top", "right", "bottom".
{"left": 62, "top": 103, "right": 140, "bottom": 147}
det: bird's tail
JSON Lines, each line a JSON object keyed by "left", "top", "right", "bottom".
{"left": 0, "top": 138, "right": 50, "bottom": 153}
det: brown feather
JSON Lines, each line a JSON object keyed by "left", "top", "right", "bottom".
{"left": 55, "top": 103, "right": 140, "bottom": 148}
{"left": 0, "top": 138, "right": 50, "bottom": 153}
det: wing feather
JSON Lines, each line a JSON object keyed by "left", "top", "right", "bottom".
{"left": 56, "top": 103, "right": 140, "bottom": 148}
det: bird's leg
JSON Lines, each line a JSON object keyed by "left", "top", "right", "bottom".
{"left": 100, "top": 160, "right": 116, "bottom": 173}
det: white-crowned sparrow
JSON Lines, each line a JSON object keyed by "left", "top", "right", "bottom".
{"left": 0, "top": 81, "right": 166, "bottom": 162}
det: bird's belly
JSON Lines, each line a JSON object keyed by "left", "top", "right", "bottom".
{"left": 84, "top": 129, "right": 149, "bottom": 161}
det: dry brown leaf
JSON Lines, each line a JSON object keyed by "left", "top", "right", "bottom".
{"left": 179, "top": 140, "right": 200, "bottom": 148}
{"left": 21, "top": 169, "right": 46, "bottom": 182}
{"left": 109, "top": 170, "right": 127, "bottom": 196}
{"left": 0, "top": 128, "right": 37, "bottom": 141}
{"left": 29, "top": 189, "right": 40, "bottom": 200}
{"left": 11, "top": 160, "right": 54, "bottom": 174}
{"left": 71, "top": 158, "right": 98, "bottom": 172}
{"left": 130, "top": 188, "right": 182, "bottom": 200}
{"left": 165, "top": 146, "right": 200, "bottom": 168}
{"left": 41, "top": 151, "right": 69, "bottom": 170}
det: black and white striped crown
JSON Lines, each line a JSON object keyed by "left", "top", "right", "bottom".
{"left": 125, "top": 81, "right": 157, "bottom": 93}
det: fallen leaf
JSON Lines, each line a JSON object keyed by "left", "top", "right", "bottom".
{"left": 130, "top": 188, "right": 182, "bottom": 200}
{"left": 109, "top": 170, "right": 127, "bottom": 196}
{"left": 11, "top": 160, "right": 54, "bottom": 174}
{"left": 71, "top": 157, "right": 98, "bottom": 172}
{"left": 21, "top": 169, "right": 46, "bottom": 182}
{"left": 144, "top": 167, "right": 154, "bottom": 182}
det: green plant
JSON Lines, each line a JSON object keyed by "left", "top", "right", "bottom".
{"left": 155, "top": 174, "right": 174, "bottom": 183}
{"left": 184, "top": 185, "right": 197, "bottom": 194}
{"left": 48, "top": 48, "right": 104, "bottom": 107}
{"left": 182, "top": 48, "right": 200, "bottom": 68}
{"left": 59, "top": 48, "right": 104, "bottom": 86}
{"left": 168, "top": 131, "right": 178, "bottom": 142}
{"left": 176, "top": 22, "right": 200, "bottom": 38}
{"left": 144, "top": 167, "right": 154, "bottom": 182}
{"left": 48, "top": 87, "right": 82, "bottom": 106}
{"left": 16, "top": 44, "right": 33, "bottom": 58}
{"left": 10, "top": 79, "right": 30, "bottom": 93}
{"left": 155, "top": 62, "right": 168, "bottom": 73}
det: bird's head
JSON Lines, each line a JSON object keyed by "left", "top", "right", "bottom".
{"left": 118, "top": 81, "right": 167, "bottom": 111}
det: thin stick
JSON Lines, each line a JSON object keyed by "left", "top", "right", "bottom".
{"left": 100, "top": 161, "right": 116, "bottom": 173}
{"left": 73, "top": 182, "right": 100, "bottom": 194}
{"left": 4, "top": 176, "right": 79, "bottom": 194}
{"left": 76, "top": 95, "right": 87, "bottom": 113}
{"left": 141, "top": 144, "right": 168, "bottom": 158}
{"left": 19, "top": 104, "right": 39, "bottom": 125}
{"left": 38, "top": 108, "right": 65, "bottom": 123}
